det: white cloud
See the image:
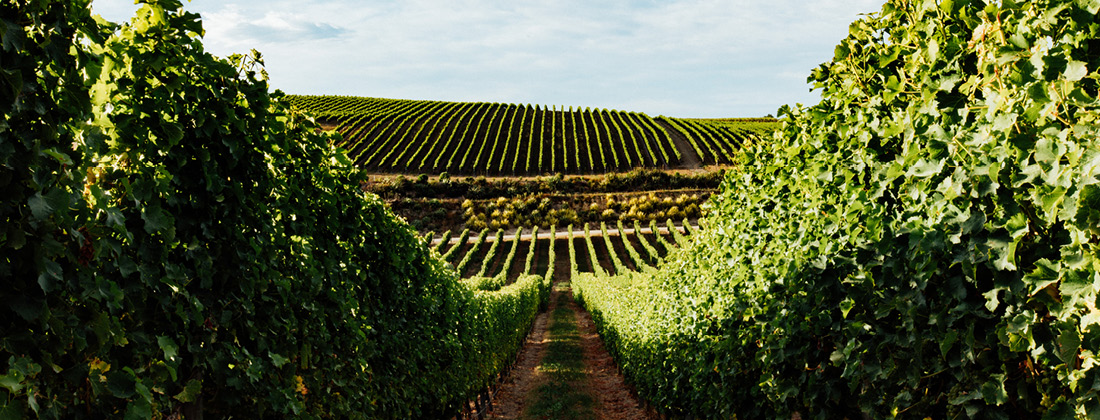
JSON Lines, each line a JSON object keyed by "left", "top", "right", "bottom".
{"left": 91, "top": 0, "right": 884, "bottom": 117}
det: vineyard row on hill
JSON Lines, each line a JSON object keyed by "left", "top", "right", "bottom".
{"left": 429, "top": 219, "right": 696, "bottom": 285}
{"left": 287, "top": 95, "right": 778, "bottom": 175}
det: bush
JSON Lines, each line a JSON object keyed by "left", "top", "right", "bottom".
{"left": 576, "top": 0, "right": 1100, "bottom": 417}
{"left": 0, "top": 2, "right": 546, "bottom": 418}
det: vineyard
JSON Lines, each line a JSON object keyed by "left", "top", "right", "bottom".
{"left": 286, "top": 95, "right": 779, "bottom": 175}
{"left": 570, "top": 0, "right": 1100, "bottom": 418}
{"left": 429, "top": 219, "right": 695, "bottom": 285}
{"left": 8, "top": 0, "right": 1100, "bottom": 419}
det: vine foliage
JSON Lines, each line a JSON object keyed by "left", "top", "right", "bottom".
{"left": 575, "top": 0, "right": 1100, "bottom": 417}
{"left": 1, "top": 1, "right": 545, "bottom": 418}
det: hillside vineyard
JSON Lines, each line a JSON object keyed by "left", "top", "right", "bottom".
{"left": 7, "top": 0, "right": 1100, "bottom": 418}
{"left": 287, "top": 95, "right": 778, "bottom": 175}
{"left": 433, "top": 219, "right": 695, "bottom": 286}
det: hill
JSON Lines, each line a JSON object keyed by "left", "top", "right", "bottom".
{"left": 287, "top": 95, "right": 778, "bottom": 175}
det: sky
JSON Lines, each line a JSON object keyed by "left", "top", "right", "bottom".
{"left": 90, "top": 0, "right": 884, "bottom": 118}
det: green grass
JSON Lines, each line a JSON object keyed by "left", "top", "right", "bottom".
{"left": 525, "top": 287, "right": 595, "bottom": 420}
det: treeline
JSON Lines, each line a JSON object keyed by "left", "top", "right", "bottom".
{"left": 288, "top": 95, "right": 778, "bottom": 175}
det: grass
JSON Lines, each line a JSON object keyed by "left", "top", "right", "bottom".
{"left": 525, "top": 286, "right": 595, "bottom": 420}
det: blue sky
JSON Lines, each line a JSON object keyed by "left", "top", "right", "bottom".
{"left": 91, "top": 0, "right": 883, "bottom": 118}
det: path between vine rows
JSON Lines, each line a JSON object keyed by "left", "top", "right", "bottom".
{"left": 485, "top": 282, "right": 657, "bottom": 420}
{"left": 655, "top": 120, "right": 704, "bottom": 170}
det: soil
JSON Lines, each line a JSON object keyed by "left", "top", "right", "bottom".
{"left": 485, "top": 284, "right": 657, "bottom": 420}
{"left": 655, "top": 119, "right": 704, "bottom": 170}
{"left": 573, "top": 293, "right": 654, "bottom": 420}
{"left": 484, "top": 294, "right": 554, "bottom": 420}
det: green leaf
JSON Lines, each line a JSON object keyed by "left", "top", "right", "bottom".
{"left": 1078, "top": 0, "right": 1100, "bottom": 13}
{"left": 1009, "top": 33, "right": 1029, "bottom": 49}
{"left": 1043, "top": 399, "right": 1076, "bottom": 420}
{"left": 1061, "top": 269, "right": 1092, "bottom": 298}
{"left": 1023, "top": 259, "right": 1060, "bottom": 295}
{"left": 0, "top": 370, "right": 26, "bottom": 393}
{"left": 991, "top": 238, "right": 1018, "bottom": 271}
{"left": 174, "top": 379, "right": 202, "bottom": 403}
{"left": 1057, "top": 327, "right": 1081, "bottom": 365}
{"left": 1039, "top": 186, "right": 1067, "bottom": 217}
{"left": 940, "top": 329, "right": 958, "bottom": 357}
{"left": 28, "top": 188, "right": 71, "bottom": 221}
{"left": 269, "top": 352, "right": 290, "bottom": 368}
{"left": 27, "top": 193, "right": 52, "bottom": 220}
{"left": 8, "top": 299, "right": 43, "bottom": 322}
{"left": 839, "top": 298, "right": 854, "bottom": 319}
{"left": 41, "top": 148, "right": 73, "bottom": 166}
{"left": 141, "top": 206, "right": 174, "bottom": 235}
{"left": 1075, "top": 184, "right": 1100, "bottom": 232}
{"left": 992, "top": 113, "right": 1018, "bottom": 131}
{"left": 980, "top": 374, "right": 1007, "bottom": 405}
{"left": 962, "top": 209, "right": 986, "bottom": 233}
{"left": 333, "top": 148, "right": 353, "bottom": 166}
{"left": 38, "top": 259, "right": 62, "bottom": 293}
{"left": 105, "top": 207, "right": 126, "bottom": 229}
{"left": 1064, "top": 60, "right": 1088, "bottom": 82}
{"left": 46, "top": 189, "right": 69, "bottom": 215}
{"left": 1006, "top": 212, "right": 1029, "bottom": 239}
{"left": 948, "top": 390, "right": 982, "bottom": 405}
{"left": 123, "top": 398, "right": 151, "bottom": 420}
{"left": 1035, "top": 137, "right": 1062, "bottom": 164}
{"left": 0, "top": 399, "right": 27, "bottom": 420}
{"left": 5, "top": 225, "right": 25, "bottom": 250}
{"left": 106, "top": 369, "right": 136, "bottom": 398}
{"left": 159, "top": 121, "right": 184, "bottom": 146}
{"left": 907, "top": 158, "right": 944, "bottom": 178}
{"left": 157, "top": 336, "right": 179, "bottom": 363}
{"left": 1086, "top": 397, "right": 1100, "bottom": 420}
{"left": 983, "top": 288, "right": 1002, "bottom": 312}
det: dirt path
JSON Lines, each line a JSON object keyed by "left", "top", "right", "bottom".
{"left": 485, "top": 283, "right": 656, "bottom": 420}
{"left": 572, "top": 291, "right": 654, "bottom": 420}
{"left": 484, "top": 296, "right": 553, "bottom": 419}
{"left": 655, "top": 120, "right": 704, "bottom": 170}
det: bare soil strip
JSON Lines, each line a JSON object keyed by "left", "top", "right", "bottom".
{"left": 485, "top": 284, "right": 656, "bottom": 420}
{"left": 573, "top": 293, "right": 654, "bottom": 420}
{"left": 655, "top": 120, "right": 704, "bottom": 170}
{"left": 483, "top": 297, "right": 554, "bottom": 419}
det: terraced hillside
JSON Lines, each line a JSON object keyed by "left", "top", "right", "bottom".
{"left": 287, "top": 95, "right": 779, "bottom": 175}
{"left": 430, "top": 220, "right": 696, "bottom": 288}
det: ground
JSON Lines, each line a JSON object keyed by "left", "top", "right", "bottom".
{"left": 485, "top": 282, "right": 656, "bottom": 420}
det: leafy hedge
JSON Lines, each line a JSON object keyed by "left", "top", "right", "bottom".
{"left": 576, "top": 0, "right": 1100, "bottom": 418}
{"left": 1, "top": 1, "right": 545, "bottom": 418}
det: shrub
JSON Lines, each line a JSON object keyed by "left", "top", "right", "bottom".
{"left": 0, "top": 3, "right": 547, "bottom": 418}
{"left": 575, "top": 0, "right": 1100, "bottom": 417}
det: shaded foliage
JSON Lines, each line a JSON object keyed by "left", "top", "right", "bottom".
{"left": 1, "top": 1, "right": 545, "bottom": 418}
{"left": 575, "top": 0, "right": 1100, "bottom": 418}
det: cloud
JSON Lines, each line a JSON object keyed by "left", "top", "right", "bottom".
{"left": 91, "top": 0, "right": 884, "bottom": 117}
{"left": 200, "top": 5, "right": 348, "bottom": 48}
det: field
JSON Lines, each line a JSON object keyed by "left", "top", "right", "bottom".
{"left": 286, "top": 95, "right": 779, "bottom": 175}
{"left": 11, "top": 1, "right": 1100, "bottom": 419}
{"left": 431, "top": 219, "right": 695, "bottom": 285}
